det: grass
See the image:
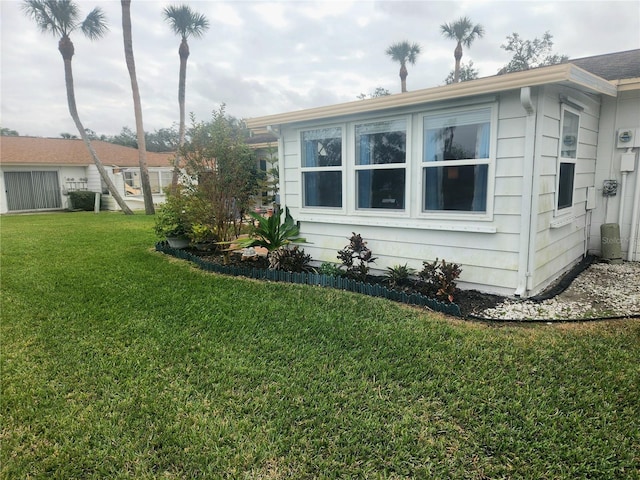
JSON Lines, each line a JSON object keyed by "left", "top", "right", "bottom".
{"left": 1, "top": 212, "right": 639, "bottom": 479}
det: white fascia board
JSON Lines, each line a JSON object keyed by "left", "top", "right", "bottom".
{"left": 246, "top": 64, "right": 618, "bottom": 131}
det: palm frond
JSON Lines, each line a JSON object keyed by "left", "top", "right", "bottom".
{"left": 163, "top": 4, "right": 209, "bottom": 39}
{"left": 21, "top": 0, "right": 79, "bottom": 37}
{"left": 81, "top": 7, "right": 108, "bottom": 40}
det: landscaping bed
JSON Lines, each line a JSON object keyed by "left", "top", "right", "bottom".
{"left": 165, "top": 245, "right": 640, "bottom": 321}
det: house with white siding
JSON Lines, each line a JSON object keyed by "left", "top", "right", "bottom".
{"left": 246, "top": 50, "right": 640, "bottom": 297}
{"left": 0, "top": 136, "right": 174, "bottom": 213}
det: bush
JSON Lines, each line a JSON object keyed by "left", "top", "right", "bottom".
{"left": 235, "top": 206, "right": 306, "bottom": 252}
{"left": 317, "top": 262, "right": 344, "bottom": 277}
{"left": 418, "top": 258, "right": 462, "bottom": 303}
{"left": 384, "top": 264, "right": 417, "bottom": 290}
{"left": 268, "top": 245, "right": 312, "bottom": 272}
{"left": 337, "top": 233, "right": 377, "bottom": 281}
{"left": 69, "top": 191, "right": 99, "bottom": 211}
{"left": 153, "top": 187, "right": 192, "bottom": 238}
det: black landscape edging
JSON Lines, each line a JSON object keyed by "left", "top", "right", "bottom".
{"left": 156, "top": 242, "right": 462, "bottom": 317}
{"left": 529, "top": 255, "right": 595, "bottom": 302}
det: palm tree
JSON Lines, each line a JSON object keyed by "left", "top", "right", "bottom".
{"left": 163, "top": 4, "right": 209, "bottom": 184}
{"left": 385, "top": 41, "right": 421, "bottom": 93}
{"left": 22, "top": 0, "right": 133, "bottom": 214}
{"left": 440, "top": 16, "right": 485, "bottom": 83}
{"left": 121, "top": 0, "right": 154, "bottom": 214}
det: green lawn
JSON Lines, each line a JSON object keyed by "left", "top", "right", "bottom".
{"left": 1, "top": 212, "right": 639, "bottom": 479}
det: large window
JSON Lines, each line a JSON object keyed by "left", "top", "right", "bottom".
{"left": 123, "top": 169, "right": 172, "bottom": 196}
{"left": 557, "top": 107, "right": 579, "bottom": 210}
{"left": 301, "top": 127, "right": 342, "bottom": 207}
{"left": 423, "top": 108, "right": 491, "bottom": 212}
{"left": 355, "top": 119, "right": 406, "bottom": 210}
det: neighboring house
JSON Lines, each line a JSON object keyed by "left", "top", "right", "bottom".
{"left": 246, "top": 49, "right": 640, "bottom": 297}
{"left": 246, "top": 132, "right": 279, "bottom": 210}
{"left": 0, "top": 136, "right": 174, "bottom": 213}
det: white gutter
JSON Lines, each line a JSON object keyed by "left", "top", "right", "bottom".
{"left": 515, "top": 87, "right": 538, "bottom": 297}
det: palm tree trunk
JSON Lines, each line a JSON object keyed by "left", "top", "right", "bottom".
{"left": 454, "top": 42, "right": 463, "bottom": 83}
{"left": 399, "top": 64, "right": 408, "bottom": 93}
{"left": 59, "top": 37, "right": 133, "bottom": 215}
{"left": 171, "top": 38, "right": 190, "bottom": 188}
{"left": 122, "top": 0, "right": 154, "bottom": 214}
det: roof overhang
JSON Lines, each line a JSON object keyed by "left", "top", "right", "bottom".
{"left": 612, "top": 77, "right": 640, "bottom": 92}
{"left": 246, "top": 63, "right": 618, "bottom": 131}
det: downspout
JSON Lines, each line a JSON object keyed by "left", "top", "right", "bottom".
{"left": 515, "top": 87, "right": 537, "bottom": 297}
{"left": 627, "top": 149, "right": 640, "bottom": 260}
{"left": 618, "top": 169, "right": 629, "bottom": 227}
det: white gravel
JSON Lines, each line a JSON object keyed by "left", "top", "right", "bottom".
{"left": 479, "top": 261, "right": 640, "bottom": 320}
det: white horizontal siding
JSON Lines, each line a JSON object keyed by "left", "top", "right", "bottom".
{"left": 530, "top": 85, "right": 601, "bottom": 291}
{"left": 277, "top": 87, "right": 609, "bottom": 296}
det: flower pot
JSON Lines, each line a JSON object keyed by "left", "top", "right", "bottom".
{"left": 166, "top": 236, "right": 190, "bottom": 249}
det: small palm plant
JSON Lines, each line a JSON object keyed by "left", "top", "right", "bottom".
{"left": 384, "top": 264, "right": 417, "bottom": 290}
{"left": 233, "top": 207, "right": 307, "bottom": 268}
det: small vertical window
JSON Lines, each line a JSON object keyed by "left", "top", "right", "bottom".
{"left": 355, "top": 119, "right": 407, "bottom": 210}
{"left": 557, "top": 107, "right": 580, "bottom": 210}
{"left": 422, "top": 108, "right": 491, "bottom": 212}
{"left": 301, "top": 127, "right": 342, "bottom": 208}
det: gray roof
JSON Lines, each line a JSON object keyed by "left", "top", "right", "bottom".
{"left": 569, "top": 49, "right": 640, "bottom": 80}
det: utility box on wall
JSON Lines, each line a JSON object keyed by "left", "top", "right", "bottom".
{"left": 616, "top": 128, "right": 640, "bottom": 148}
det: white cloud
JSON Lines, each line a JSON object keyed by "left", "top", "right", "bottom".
{"left": 1, "top": 0, "right": 638, "bottom": 138}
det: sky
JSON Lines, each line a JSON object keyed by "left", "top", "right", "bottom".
{"left": 1, "top": 0, "right": 639, "bottom": 139}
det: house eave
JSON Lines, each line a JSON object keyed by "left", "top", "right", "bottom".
{"left": 246, "top": 63, "right": 617, "bottom": 131}
{"left": 612, "top": 77, "right": 640, "bottom": 92}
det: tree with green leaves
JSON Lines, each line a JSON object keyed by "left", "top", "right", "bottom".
{"left": 444, "top": 60, "right": 479, "bottom": 85}
{"left": 499, "top": 31, "right": 568, "bottom": 74}
{"left": 121, "top": 0, "right": 154, "bottom": 214}
{"left": 22, "top": 0, "right": 133, "bottom": 214}
{"left": 163, "top": 4, "right": 209, "bottom": 184}
{"left": 440, "top": 16, "right": 484, "bottom": 83}
{"left": 1, "top": 128, "right": 20, "bottom": 136}
{"left": 357, "top": 87, "right": 391, "bottom": 100}
{"left": 385, "top": 41, "right": 421, "bottom": 93}
{"left": 179, "top": 107, "right": 262, "bottom": 250}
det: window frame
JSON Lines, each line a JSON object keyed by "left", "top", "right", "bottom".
{"left": 555, "top": 105, "right": 580, "bottom": 216}
{"left": 122, "top": 168, "right": 172, "bottom": 196}
{"left": 352, "top": 116, "right": 409, "bottom": 213}
{"left": 299, "top": 124, "right": 345, "bottom": 211}
{"left": 418, "top": 104, "right": 496, "bottom": 220}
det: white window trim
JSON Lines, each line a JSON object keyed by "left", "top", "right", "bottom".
{"left": 348, "top": 115, "right": 412, "bottom": 217}
{"left": 295, "top": 105, "right": 498, "bottom": 230}
{"left": 299, "top": 123, "right": 346, "bottom": 213}
{"left": 417, "top": 103, "right": 497, "bottom": 222}
{"left": 554, "top": 104, "right": 581, "bottom": 220}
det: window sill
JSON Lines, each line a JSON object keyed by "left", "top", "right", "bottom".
{"left": 550, "top": 215, "right": 574, "bottom": 229}
{"left": 297, "top": 212, "right": 497, "bottom": 233}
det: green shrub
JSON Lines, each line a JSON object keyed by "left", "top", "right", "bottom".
{"left": 153, "top": 187, "right": 192, "bottom": 238}
{"left": 235, "top": 206, "right": 306, "bottom": 252}
{"left": 384, "top": 263, "right": 417, "bottom": 290}
{"left": 317, "top": 262, "right": 344, "bottom": 277}
{"left": 69, "top": 191, "right": 99, "bottom": 211}
{"left": 268, "top": 245, "right": 312, "bottom": 272}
